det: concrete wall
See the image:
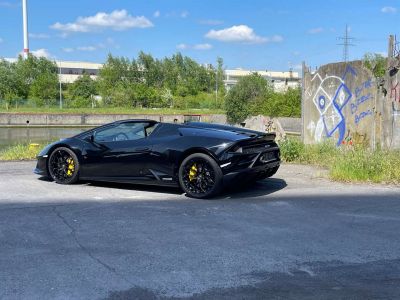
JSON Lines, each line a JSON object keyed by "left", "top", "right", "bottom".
{"left": 303, "top": 61, "right": 377, "bottom": 147}
{"left": 382, "top": 56, "right": 400, "bottom": 149}
{"left": 0, "top": 113, "right": 227, "bottom": 126}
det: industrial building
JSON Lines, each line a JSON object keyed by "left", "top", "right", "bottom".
{"left": 224, "top": 69, "right": 300, "bottom": 92}
{"left": 56, "top": 61, "right": 103, "bottom": 84}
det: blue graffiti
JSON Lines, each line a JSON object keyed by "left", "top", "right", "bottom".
{"left": 354, "top": 78, "right": 373, "bottom": 98}
{"left": 351, "top": 93, "right": 373, "bottom": 114}
{"left": 311, "top": 64, "right": 358, "bottom": 146}
{"left": 355, "top": 109, "right": 373, "bottom": 124}
{"left": 324, "top": 82, "right": 352, "bottom": 146}
{"left": 326, "top": 65, "right": 357, "bottom": 146}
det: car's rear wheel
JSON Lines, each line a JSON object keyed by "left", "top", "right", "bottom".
{"left": 179, "top": 153, "right": 223, "bottom": 199}
{"left": 48, "top": 147, "right": 80, "bottom": 184}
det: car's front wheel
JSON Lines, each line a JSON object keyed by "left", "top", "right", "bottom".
{"left": 48, "top": 147, "right": 80, "bottom": 184}
{"left": 179, "top": 153, "right": 223, "bottom": 199}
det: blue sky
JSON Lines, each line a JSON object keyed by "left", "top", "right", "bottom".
{"left": 0, "top": 0, "right": 398, "bottom": 71}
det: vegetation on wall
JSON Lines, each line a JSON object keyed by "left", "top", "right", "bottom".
{"left": 363, "top": 53, "right": 387, "bottom": 79}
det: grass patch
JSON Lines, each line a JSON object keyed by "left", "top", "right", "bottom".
{"left": 0, "top": 143, "right": 45, "bottom": 161}
{"left": 279, "top": 138, "right": 400, "bottom": 184}
{"left": 0, "top": 107, "right": 225, "bottom": 115}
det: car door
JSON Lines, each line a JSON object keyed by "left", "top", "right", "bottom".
{"left": 81, "top": 122, "right": 154, "bottom": 180}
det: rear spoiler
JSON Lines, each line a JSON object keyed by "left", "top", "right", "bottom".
{"left": 185, "top": 122, "right": 274, "bottom": 139}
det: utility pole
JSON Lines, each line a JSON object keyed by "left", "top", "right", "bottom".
{"left": 215, "top": 68, "right": 218, "bottom": 106}
{"left": 59, "top": 62, "right": 63, "bottom": 109}
{"left": 22, "top": 0, "right": 29, "bottom": 59}
{"left": 337, "top": 24, "right": 355, "bottom": 62}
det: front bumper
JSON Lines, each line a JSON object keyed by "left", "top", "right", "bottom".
{"left": 34, "top": 156, "right": 48, "bottom": 177}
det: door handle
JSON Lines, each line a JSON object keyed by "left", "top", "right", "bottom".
{"left": 135, "top": 147, "right": 150, "bottom": 151}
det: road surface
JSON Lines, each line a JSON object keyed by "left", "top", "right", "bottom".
{"left": 0, "top": 161, "right": 399, "bottom": 299}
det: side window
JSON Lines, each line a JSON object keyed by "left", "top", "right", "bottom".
{"left": 94, "top": 123, "right": 148, "bottom": 142}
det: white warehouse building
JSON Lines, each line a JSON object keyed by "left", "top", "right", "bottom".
{"left": 55, "top": 61, "right": 301, "bottom": 92}
{"left": 224, "top": 69, "right": 300, "bottom": 92}
{"left": 56, "top": 61, "right": 103, "bottom": 84}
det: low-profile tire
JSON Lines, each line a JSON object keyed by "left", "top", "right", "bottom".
{"left": 179, "top": 153, "right": 223, "bottom": 199}
{"left": 48, "top": 147, "right": 80, "bottom": 184}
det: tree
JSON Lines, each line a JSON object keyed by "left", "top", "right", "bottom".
{"left": 363, "top": 53, "right": 387, "bottom": 78}
{"left": 0, "top": 60, "right": 24, "bottom": 109}
{"left": 29, "top": 72, "right": 58, "bottom": 106}
{"left": 264, "top": 87, "right": 301, "bottom": 117}
{"left": 97, "top": 54, "right": 133, "bottom": 105}
{"left": 225, "top": 73, "right": 273, "bottom": 124}
{"left": 66, "top": 73, "right": 97, "bottom": 107}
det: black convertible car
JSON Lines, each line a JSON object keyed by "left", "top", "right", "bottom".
{"left": 34, "top": 120, "right": 280, "bottom": 198}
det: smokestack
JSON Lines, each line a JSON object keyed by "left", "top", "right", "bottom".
{"left": 22, "top": 0, "right": 29, "bottom": 59}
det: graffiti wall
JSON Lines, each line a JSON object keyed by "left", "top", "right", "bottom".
{"left": 382, "top": 56, "right": 400, "bottom": 148}
{"left": 303, "top": 61, "right": 376, "bottom": 147}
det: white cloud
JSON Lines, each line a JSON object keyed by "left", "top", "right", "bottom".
{"left": 31, "top": 49, "right": 51, "bottom": 58}
{"left": 205, "top": 25, "right": 280, "bottom": 44}
{"left": 308, "top": 27, "right": 324, "bottom": 34}
{"left": 177, "top": 43, "right": 188, "bottom": 50}
{"left": 153, "top": 10, "right": 160, "bottom": 18}
{"left": 62, "top": 48, "right": 74, "bottom": 53}
{"left": 77, "top": 46, "right": 97, "bottom": 51}
{"left": 193, "top": 43, "right": 213, "bottom": 50}
{"left": 199, "top": 19, "right": 224, "bottom": 26}
{"left": 0, "top": 1, "right": 12, "bottom": 7}
{"left": 29, "top": 33, "right": 50, "bottom": 39}
{"left": 177, "top": 43, "right": 213, "bottom": 50}
{"left": 50, "top": 9, "right": 153, "bottom": 33}
{"left": 381, "top": 6, "right": 397, "bottom": 13}
{"left": 180, "top": 11, "right": 189, "bottom": 18}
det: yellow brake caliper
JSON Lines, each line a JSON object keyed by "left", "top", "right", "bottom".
{"left": 189, "top": 164, "right": 197, "bottom": 181}
{"left": 66, "top": 158, "right": 75, "bottom": 177}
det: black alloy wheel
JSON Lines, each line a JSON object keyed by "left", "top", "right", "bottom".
{"left": 179, "top": 153, "right": 223, "bottom": 199}
{"left": 48, "top": 147, "right": 80, "bottom": 184}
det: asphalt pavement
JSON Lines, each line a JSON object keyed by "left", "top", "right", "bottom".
{"left": 0, "top": 161, "right": 399, "bottom": 300}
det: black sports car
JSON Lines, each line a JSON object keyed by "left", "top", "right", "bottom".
{"left": 34, "top": 119, "right": 280, "bottom": 198}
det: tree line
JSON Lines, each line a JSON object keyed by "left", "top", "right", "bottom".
{"left": 0, "top": 52, "right": 225, "bottom": 110}
{"left": 0, "top": 52, "right": 303, "bottom": 122}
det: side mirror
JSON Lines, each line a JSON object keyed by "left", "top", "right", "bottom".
{"left": 85, "top": 131, "right": 96, "bottom": 143}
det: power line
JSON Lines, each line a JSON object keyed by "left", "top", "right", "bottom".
{"left": 337, "top": 24, "right": 356, "bottom": 62}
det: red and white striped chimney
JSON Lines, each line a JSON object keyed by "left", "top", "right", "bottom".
{"left": 22, "top": 0, "right": 29, "bottom": 59}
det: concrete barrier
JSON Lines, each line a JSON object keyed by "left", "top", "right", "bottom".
{"left": 0, "top": 113, "right": 227, "bottom": 126}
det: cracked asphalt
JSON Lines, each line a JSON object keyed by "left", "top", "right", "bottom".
{"left": 0, "top": 161, "right": 400, "bottom": 299}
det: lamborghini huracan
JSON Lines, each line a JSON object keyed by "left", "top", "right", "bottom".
{"left": 34, "top": 120, "right": 281, "bottom": 198}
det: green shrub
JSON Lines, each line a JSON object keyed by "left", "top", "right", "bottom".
{"left": 279, "top": 138, "right": 305, "bottom": 162}
{"left": 279, "top": 138, "right": 400, "bottom": 184}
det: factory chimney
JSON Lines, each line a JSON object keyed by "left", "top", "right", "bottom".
{"left": 22, "top": 0, "right": 29, "bottom": 59}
